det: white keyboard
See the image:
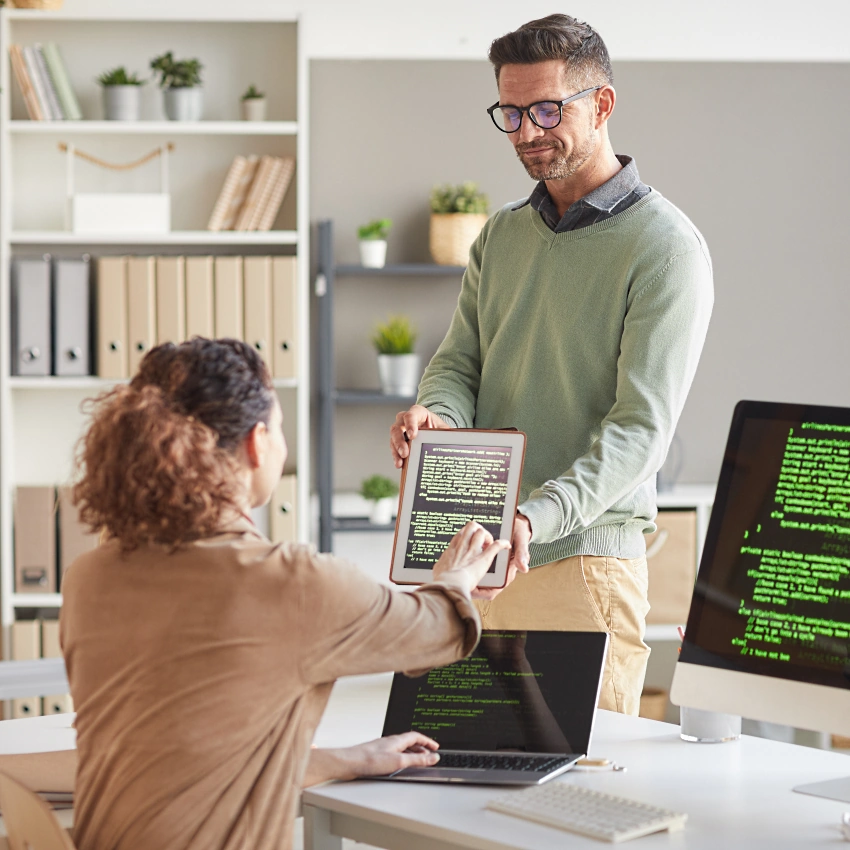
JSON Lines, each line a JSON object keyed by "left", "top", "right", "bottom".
{"left": 486, "top": 782, "right": 687, "bottom": 843}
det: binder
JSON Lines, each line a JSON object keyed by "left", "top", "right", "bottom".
{"left": 185, "top": 256, "right": 214, "bottom": 339}
{"left": 214, "top": 257, "right": 244, "bottom": 340}
{"left": 270, "top": 474, "right": 297, "bottom": 543}
{"left": 243, "top": 256, "right": 272, "bottom": 368}
{"left": 41, "top": 620, "right": 73, "bottom": 716}
{"left": 96, "top": 256, "right": 128, "bottom": 379}
{"left": 14, "top": 486, "right": 57, "bottom": 594}
{"left": 11, "top": 620, "right": 42, "bottom": 719}
{"left": 127, "top": 256, "right": 156, "bottom": 375}
{"left": 11, "top": 257, "right": 51, "bottom": 377}
{"left": 57, "top": 486, "right": 98, "bottom": 582}
{"left": 272, "top": 257, "right": 298, "bottom": 380}
{"left": 53, "top": 257, "right": 91, "bottom": 376}
{"left": 156, "top": 256, "right": 186, "bottom": 345}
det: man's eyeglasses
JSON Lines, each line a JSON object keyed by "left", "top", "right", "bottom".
{"left": 487, "top": 86, "right": 602, "bottom": 134}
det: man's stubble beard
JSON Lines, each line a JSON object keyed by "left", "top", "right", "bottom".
{"left": 515, "top": 114, "right": 597, "bottom": 182}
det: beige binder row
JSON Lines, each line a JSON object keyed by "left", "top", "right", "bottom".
{"left": 13, "top": 486, "right": 98, "bottom": 595}
{"left": 97, "top": 255, "right": 299, "bottom": 380}
{"left": 10, "top": 619, "right": 73, "bottom": 719}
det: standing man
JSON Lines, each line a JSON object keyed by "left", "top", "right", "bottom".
{"left": 389, "top": 14, "right": 713, "bottom": 715}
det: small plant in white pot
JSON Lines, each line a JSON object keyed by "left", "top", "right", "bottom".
{"left": 98, "top": 66, "right": 145, "bottom": 121}
{"left": 372, "top": 315, "right": 420, "bottom": 397}
{"left": 240, "top": 84, "right": 267, "bottom": 121}
{"left": 150, "top": 51, "right": 203, "bottom": 121}
{"left": 360, "top": 474, "right": 399, "bottom": 525}
{"left": 357, "top": 218, "right": 392, "bottom": 268}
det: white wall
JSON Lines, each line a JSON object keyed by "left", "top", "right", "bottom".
{"left": 45, "top": 0, "right": 850, "bottom": 62}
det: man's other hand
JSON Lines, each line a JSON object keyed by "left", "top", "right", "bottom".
{"left": 389, "top": 405, "right": 451, "bottom": 469}
{"left": 472, "top": 512, "right": 531, "bottom": 601}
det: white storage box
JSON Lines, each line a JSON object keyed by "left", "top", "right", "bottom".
{"left": 71, "top": 194, "right": 171, "bottom": 234}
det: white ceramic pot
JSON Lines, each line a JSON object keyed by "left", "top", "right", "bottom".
{"left": 240, "top": 97, "right": 267, "bottom": 121}
{"left": 103, "top": 85, "right": 141, "bottom": 121}
{"left": 164, "top": 87, "right": 203, "bottom": 121}
{"left": 377, "top": 353, "right": 420, "bottom": 397}
{"left": 369, "top": 497, "right": 395, "bottom": 526}
{"left": 359, "top": 239, "right": 387, "bottom": 268}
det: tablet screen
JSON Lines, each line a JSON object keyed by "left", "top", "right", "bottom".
{"left": 404, "top": 442, "right": 513, "bottom": 573}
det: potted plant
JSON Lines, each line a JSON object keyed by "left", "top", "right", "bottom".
{"left": 357, "top": 218, "right": 392, "bottom": 268}
{"left": 150, "top": 51, "right": 203, "bottom": 121}
{"left": 360, "top": 474, "right": 399, "bottom": 525}
{"left": 240, "top": 84, "right": 266, "bottom": 121}
{"left": 97, "top": 66, "right": 145, "bottom": 121}
{"left": 429, "top": 181, "right": 490, "bottom": 266}
{"left": 371, "top": 315, "right": 419, "bottom": 396}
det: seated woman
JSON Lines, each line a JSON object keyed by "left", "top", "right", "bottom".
{"left": 61, "top": 338, "right": 510, "bottom": 850}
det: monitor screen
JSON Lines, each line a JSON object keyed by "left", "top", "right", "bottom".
{"left": 679, "top": 400, "right": 850, "bottom": 691}
{"left": 382, "top": 630, "right": 607, "bottom": 755}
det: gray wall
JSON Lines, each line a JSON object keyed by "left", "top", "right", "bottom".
{"left": 310, "top": 60, "right": 850, "bottom": 493}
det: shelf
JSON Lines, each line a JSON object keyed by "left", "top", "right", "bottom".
{"left": 9, "top": 120, "right": 298, "bottom": 136}
{"left": 332, "top": 517, "right": 396, "bottom": 533}
{"left": 11, "top": 231, "right": 298, "bottom": 246}
{"left": 9, "top": 377, "right": 299, "bottom": 390}
{"left": 335, "top": 264, "right": 465, "bottom": 277}
{"left": 10, "top": 594, "right": 62, "bottom": 608}
{"left": 334, "top": 389, "right": 416, "bottom": 405}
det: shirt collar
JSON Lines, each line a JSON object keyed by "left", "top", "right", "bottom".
{"left": 511, "top": 154, "right": 642, "bottom": 214}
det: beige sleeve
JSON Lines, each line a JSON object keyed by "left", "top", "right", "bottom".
{"left": 290, "top": 549, "right": 481, "bottom": 685}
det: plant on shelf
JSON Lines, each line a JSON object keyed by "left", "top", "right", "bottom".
{"left": 150, "top": 51, "right": 204, "bottom": 121}
{"left": 357, "top": 218, "right": 392, "bottom": 269}
{"left": 360, "top": 474, "right": 399, "bottom": 525}
{"left": 240, "top": 84, "right": 267, "bottom": 122}
{"left": 429, "top": 181, "right": 490, "bottom": 266}
{"left": 371, "top": 315, "right": 420, "bottom": 397}
{"left": 97, "top": 66, "right": 145, "bottom": 121}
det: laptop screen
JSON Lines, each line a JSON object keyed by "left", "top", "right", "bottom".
{"left": 382, "top": 630, "right": 607, "bottom": 755}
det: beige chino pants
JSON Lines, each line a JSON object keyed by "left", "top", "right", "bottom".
{"left": 476, "top": 554, "right": 651, "bottom": 715}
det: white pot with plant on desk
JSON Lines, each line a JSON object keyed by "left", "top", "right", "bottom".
{"left": 358, "top": 218, "right": 392, "bottom": 268}
{"left": 372, "top": 315, "right": 420, "bottom": 397}
{"left": 240, "top": 84, "right": 267, "bottom": 121}
{"left": 151, "top": 51, "right": 203, "bottom": 121}
{"left": 98, "top": 66, "right": 145, "bottom": 120}
{"left": 360, "top": 474, "right": 399, "bottom": 526}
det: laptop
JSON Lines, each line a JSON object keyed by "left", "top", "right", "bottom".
{"left": 379, "top": 630, "right": 609, "bottom": 785}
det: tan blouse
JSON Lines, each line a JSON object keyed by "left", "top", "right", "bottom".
{"left": 60, "top": 518, "right": 479, "bottom": 850}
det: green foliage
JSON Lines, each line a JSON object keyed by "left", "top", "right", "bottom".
{"left": 360, "top": 474, "right": 399, "bottom": 502}
{"left": 150, "top": 52, "right": 203, "bottom": 89}
{"left": 371, "top": 315, "right": 417, "bottom": 355}
{"left": 97, "top": 66, "right": 144, "bottom": 87}
{"left": 241, "top": 84, "right": 265, "bottom": 100}
{"left": 357, "top": 218, "right": 392, "bottom": 241}
{"left": 430, "top": 181, "right": 490, "bottom": 215}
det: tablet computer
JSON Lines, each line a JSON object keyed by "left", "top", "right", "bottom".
{"left": 390, "top": 428, "right": 527, "bottom": 589}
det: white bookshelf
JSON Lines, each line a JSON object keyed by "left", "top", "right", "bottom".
{"left": 0, "top": 8, "right": 311, "bottom": 643}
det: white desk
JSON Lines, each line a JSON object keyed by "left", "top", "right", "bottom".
{"left": 306, "top": 674, "right": 850, "bottom": 849}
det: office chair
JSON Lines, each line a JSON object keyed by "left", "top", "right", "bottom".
{"left": 0, "top": 771, "right": 75, "bottom": 850}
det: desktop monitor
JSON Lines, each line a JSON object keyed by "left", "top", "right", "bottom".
{"left": 670, "top": 400, "right": 850, "bottom": 802}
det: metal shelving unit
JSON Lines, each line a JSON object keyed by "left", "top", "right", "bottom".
{"left": 315, "top": 219, "right": 465, "bottom": 552}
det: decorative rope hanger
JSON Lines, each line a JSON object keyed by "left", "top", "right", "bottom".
{"left": 57, "top": 142, "right": 175, "bottom": 171}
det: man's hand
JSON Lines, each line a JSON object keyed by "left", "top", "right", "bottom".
{"left": 472, "top": 513, "right": 531, "bottom": 601}
{"left": 303, "top": 733, "right": 440, "bottom": 786}
{"left": 390, "top": 404, "right": 451, "bottom": 469}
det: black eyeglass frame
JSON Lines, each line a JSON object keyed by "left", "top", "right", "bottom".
{"left": 486, "top": 86, "right": 603, "bottom": 133}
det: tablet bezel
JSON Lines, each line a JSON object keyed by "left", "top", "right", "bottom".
{"left": 389, "top": 428, "right": 527, "bottom": 588}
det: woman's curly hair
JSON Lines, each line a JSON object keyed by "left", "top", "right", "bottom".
{"left": 74, "top": 337, "right": 274, "bottom": 552}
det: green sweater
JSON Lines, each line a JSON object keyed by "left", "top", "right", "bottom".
{"left": 417, "top": 191, "right": 713, "bottom": 567}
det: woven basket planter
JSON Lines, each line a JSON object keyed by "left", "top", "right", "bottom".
{"left": 429, "top": 213, "right": 487, "bottom": 266}
{"left": 11, "top": 0, "right": 65, "bottom": 8}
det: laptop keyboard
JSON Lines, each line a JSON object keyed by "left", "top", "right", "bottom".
{"left": 435, "top": 752, "right": 574, "bottom": 772}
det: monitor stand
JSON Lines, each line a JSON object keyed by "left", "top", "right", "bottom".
{"left": 794, "top": 777, "right": 850, "bottom": 803}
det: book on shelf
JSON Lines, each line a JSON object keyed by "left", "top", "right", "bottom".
{"left": 207, "top": 154, "right": 295, "bottom": 232}
{"left": 41, "top": 43, "right": 82, "bottom": 121}
{"left": 32, "top": 44, "right": 65, "bottom": 120}
{"left": 22, "top": 46, "right": 53, "bottom": 121}
{"left": 8, "top": 45, "right": 43, "bottom": 121}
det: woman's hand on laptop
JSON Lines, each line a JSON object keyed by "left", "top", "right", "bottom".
{"left": 303, "top": 732, "right": 440, "bottom": 785}
{"left": 390, "top": 404, "right": 452, "bottom": 469}
{"left": 433, "top": 521, "right": 510, "bottom": 596}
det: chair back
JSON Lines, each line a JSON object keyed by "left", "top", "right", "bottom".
{"left": 0, "top": 771, "right": 75, "bottom": 850}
